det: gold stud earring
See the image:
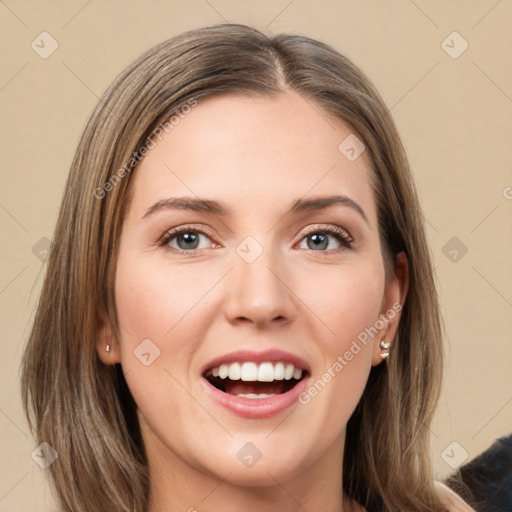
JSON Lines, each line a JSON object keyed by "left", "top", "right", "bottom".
{"left": 106, "top": 345, "right": 111, "bottom": 353}
{"left": 379, "top": 340, "right": 390, "bottom": 360}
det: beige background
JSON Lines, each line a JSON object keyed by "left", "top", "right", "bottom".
{"left": 1, "top": 1, "right": 511, "bottom": 510}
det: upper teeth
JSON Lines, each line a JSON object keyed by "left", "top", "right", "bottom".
{"left": 209, "top": 362, "right": 303, "bottom": 382}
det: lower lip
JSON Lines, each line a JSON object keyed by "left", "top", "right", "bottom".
{"left": 201, "top": 376, "right": 310, "bottom": 419}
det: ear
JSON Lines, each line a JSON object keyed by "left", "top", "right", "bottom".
{"left": 371, "top": 251, "right": 409, "bottom": 366}
{"left": 96, "top": 312, "right": 121, "bottom": 365}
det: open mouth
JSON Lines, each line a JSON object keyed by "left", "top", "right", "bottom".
{"left": 203, "top": 361, "right": 308, "bottom": 399}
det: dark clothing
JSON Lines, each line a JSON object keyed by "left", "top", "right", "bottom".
{"left": 447, "top": 434, "right": 512, "bottom": 512}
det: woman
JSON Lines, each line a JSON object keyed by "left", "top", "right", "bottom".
{"left": 20, "top": 23, "right": 474, "bottom": 511}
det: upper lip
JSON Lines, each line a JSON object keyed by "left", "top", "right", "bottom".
{"left": 201, "top": 349, "right": 311, "bottom": 376}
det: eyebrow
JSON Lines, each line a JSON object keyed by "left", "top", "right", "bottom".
{"left": 142, "top": 194, "right": 369, "bottom": 224}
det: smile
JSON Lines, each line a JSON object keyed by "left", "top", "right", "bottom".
{"left": 201, "top": 350, "right": 311, "bottom": 419}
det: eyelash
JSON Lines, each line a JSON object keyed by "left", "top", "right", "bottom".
{"left": 158, "top": 224, "right": 354, "bottom": 255}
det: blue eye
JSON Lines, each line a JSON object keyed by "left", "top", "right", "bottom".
{"left": 158, "top": 225, "right": 353, "bottom": 255}
{"left": 298, "top": 227, "right": 353, "bottom": 251}
{"left": 160, "top": 228, "right": 214, "bottom": 253}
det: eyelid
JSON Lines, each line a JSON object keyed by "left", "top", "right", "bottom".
{"left": 296, "top": 224, "right": 353, "bottom": 243}
{"left": 158, "top": 223, "right": 354, "bottom": 254}
{"left": 158, "top": 224, "right": 218, "bottom": 252}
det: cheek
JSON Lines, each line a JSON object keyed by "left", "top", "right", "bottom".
{"left": 297, "top": 257, "right": 385, "bottom": 349}
{"left": 112, "top": 254, "right": 207, "bottom": 439}
{"left": 294, "top": 265, "right": 384, "bottom": 443}
{"left": 113, "top": 252, "right": 195, "bottom": 395}
{"left": 112, "top": 250, "right": 231, "bottom": 415}
{"left": 114, "top": 251, "right": 222, "bottom": 347}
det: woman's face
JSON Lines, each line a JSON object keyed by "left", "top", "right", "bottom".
{"left": 99, "top": 91, "right": 407, "bottom": 494}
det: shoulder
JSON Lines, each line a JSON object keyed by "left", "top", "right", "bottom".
{"left": 434, "top": 481, "right": 476, "bottom": 511}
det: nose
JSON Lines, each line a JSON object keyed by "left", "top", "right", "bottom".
{"left": 223, "top": 246, "right": 296, "bottom": 329}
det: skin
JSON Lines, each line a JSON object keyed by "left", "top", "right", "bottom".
{"left": 97, "top": 91, "right": 409, "bottom": 512}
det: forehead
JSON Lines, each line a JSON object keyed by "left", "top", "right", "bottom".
{"left": 127, "top": 91, "right": 377, "bottom": 224}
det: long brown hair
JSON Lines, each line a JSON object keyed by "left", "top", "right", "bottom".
{"left": 21, "top": 23, "right": 445, "bottom": 511}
